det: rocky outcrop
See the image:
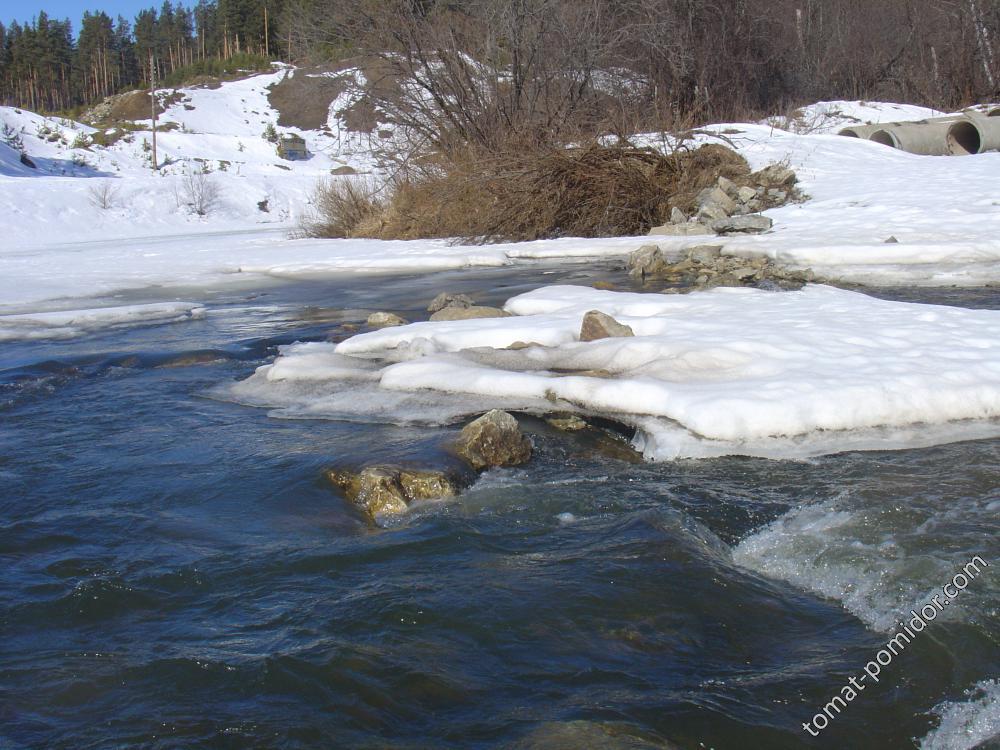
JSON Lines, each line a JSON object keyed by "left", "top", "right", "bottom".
{"left": 452, "top": 409, "right": 532, "bottom": 471}
{"left": 366, "top": 311, "right": 408, "bottom": 328}
{"left": 648, "top": 163, "right": 800, "bottom": 238}
{"left": 429, "top": 305, "right": 508, "bottom": 322}
{"left": 427, "top": 292, "right": 474, "bottom": 313}
{"left": 326, "top": 465, "right": 462, "bottom": 519}
{"left": 580, "top": 310, "right": 635, "bottom": 342}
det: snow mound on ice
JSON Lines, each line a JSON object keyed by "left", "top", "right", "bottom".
{"left": 232, "top": 284, "right": 1000, "bottom": 459}
{"left": 0, "top": 301, "right": 205, "bottom": 341}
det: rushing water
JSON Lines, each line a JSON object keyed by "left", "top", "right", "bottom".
{"left": 1, "top": 264, "right": 998, "bottom": 750}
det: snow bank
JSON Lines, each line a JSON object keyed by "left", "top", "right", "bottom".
{"left": 0, "top": 301, "right": 205, "bottom": 341}
{"left": 4, "top": 89, "right": 1000, "bottom": 311}
{"left": 228, "top": 284, "right": 1000, "bottom": 459}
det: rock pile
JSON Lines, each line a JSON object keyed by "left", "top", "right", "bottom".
{"left": 328, "top": 409, "right": 532, "bottom": 522}
{"left": 325, "top": 466, "right": 463, "bottom": 518}
{"left": 628, "top": 243, "right": 815, "bottom": 290}
{"left": 648, "top": 164, "right": 799, "bottom": 237}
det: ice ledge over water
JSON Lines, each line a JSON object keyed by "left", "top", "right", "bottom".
{"left": 231, "top": 284, "right": 1000, "bottom": 460}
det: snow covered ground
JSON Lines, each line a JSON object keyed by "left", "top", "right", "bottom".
{"left": 3, "top": 82, "right": 1000, "bottom": 322}
{"left": 223, "top": 283, "right": 1000, "bottom": 460}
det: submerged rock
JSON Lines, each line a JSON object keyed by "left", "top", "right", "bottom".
{"left": 326, "top": 465, "right": 461, "bottom": 519}
{"left": 546, "top": 413, "right": 588, "bottom": 431}
{"left": 366, "top": 311, "right": 408, "bottom": 328}
{"left": 580, "top": 310, "right": 634, "bottom": 342}
{"left": 453, "top": 409, "right": 532, "bottom": 470}
{"left": 427, "top": 292, "right": 474, "bottom": 313}
{"left": 429, "top": 305, "right": 507, "bottom": 322}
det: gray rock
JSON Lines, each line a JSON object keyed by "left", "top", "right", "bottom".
{"left": 696, "top": 186, "right": 737, "bottom": 221}
{"left": 627, "top": 244, "right": 668, "bottom": 279}
{"left": 710, "top": 215, "right": 774, "bottom": 234}
{"left": 766, "top": 188, "right": 788, "bottom": 202}
{"left": 670, "top": 206, "right": 687, "bottom": 224}
{"left": 429, "top": 305, "right": 507, "bottom": 322}
{"left": 753, "top": 164, "right": 797, "bottom": 187}
{"left": 453, "top": 409, "right": 532, "bottom": 471}
{"left": 580, "top": 310, "right": 634, "bottom": 342}
{"left": 731, "top": 266, "right": 759, "bottom": 280}
{"left": 325, "top": 465, "right": 460, "bottom": 519}
{"left": 686, "top": 244, "right": 724, "bottom": 264}
{"left": 717, "top": 175, "right": 739, "bottom": 197}
{"left": 648, "top": 223, "right": 714, "bottom": 237}
{"left": 427, "top": 292, "right": 474, "bottom": 313}
{"left": 736, "top": 186, "right": 758, "bottom": 203}
{"left": 366, "top": 311, "right": 408, "bottom": 328}
{"left": 884, "top": 236, "right": 899, "bottom": 244}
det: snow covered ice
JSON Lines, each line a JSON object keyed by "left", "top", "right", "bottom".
{"left": 0, "top": 301, "right": 205, "bottom": 341}
{"left": 227, "top": 284, "right": 1000, "bottom": 460}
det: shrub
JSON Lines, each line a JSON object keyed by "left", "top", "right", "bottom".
{"left": 180, "top": 168, "right": 221, "bottom": 216}
{"left": 303, "top": 177, "right": 385, "bottom": 238}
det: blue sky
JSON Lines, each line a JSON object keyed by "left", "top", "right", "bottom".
{"left": 3, "top": 1, "right": 192, "bottom": 33}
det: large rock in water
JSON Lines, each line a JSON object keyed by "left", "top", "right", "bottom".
{"left": 427, "top": 292, "right": 474, "bottom": 313}
{"left": 580, "top": 310, "right": 634, "bottom": 342}
{"left": 366, "top": 311, "right": 408, "bottom": 328}
{"left": 453, "top": 409, "right": 532, "bottom": 470}
{"left": 429, "top": 305, "right": 508, "bottom": 322}
{"left": 326, "top": 465, "right": 460, "bottom": 519}
{"left": 627, "top": 244, "right": 669, "bottom": 280}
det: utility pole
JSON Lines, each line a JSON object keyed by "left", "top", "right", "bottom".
{"left": 149, "top": 49, "right": 158, "bottom": 170}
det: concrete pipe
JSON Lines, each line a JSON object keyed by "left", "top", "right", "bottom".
{"left": 868, "top": 118, "right": 964, "bottom": 155}
{"left": 837, "top": 124, "right": 886, "bottom": 139}
{"left": 947, "top": 114, "right": 1000, "bottom": 154}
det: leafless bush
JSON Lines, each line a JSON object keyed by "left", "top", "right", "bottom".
{"left": 180, "top": 168, "right": 221, "bottom": 216}
{"left": 87, "top": 179, "right": 120, "bottom": 210}
{"left": 303, "top": 177, "right": 386, "bottom": 238}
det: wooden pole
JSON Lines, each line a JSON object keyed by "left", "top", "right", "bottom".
{"left": 149, "top": 49, "right": 158, "bottom": 170}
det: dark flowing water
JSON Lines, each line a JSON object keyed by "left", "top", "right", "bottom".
{"left": 1, "top": 264, "right": 998, "bottom": 750}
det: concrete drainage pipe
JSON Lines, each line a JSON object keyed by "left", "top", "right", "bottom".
{"left": 947, "top": 114, "right": 1000, "bottom": 154}
{"left": 837, "top": 124, "right": 886, "bottom": 139}
{"left": 868, "top": 118, "right": 963, "bottom": 156}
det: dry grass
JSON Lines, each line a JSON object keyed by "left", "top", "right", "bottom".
{"left": 304, "top": 142, "right": 751, "bottom": 242}
{"left": 304, "top": 177, "right": 386, "bottom": 238}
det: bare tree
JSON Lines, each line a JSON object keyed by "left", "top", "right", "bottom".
{"left": 87, "top": 179, "right": 120, "bottom": 210}
{"left": 181, "top": 167, "right": 221, "bottom": 216}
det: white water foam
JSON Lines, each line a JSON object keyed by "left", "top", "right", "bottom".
{"left": 920, "top": 680, "right": 1000, "bottom": 750}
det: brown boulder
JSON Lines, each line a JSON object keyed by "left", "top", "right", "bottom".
{"left": 453, "top": 409, "right": 532, "bottom": 471}
{"left": 580, "top": 310, "right": 634, "bottom": 342}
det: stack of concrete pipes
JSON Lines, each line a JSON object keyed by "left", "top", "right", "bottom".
{"left": 838, "top": 107, "right": 1000, "bottom": 155}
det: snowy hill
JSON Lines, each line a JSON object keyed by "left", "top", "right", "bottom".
{"left": 0, "top": 64, "right": 388, "bottom": 245}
